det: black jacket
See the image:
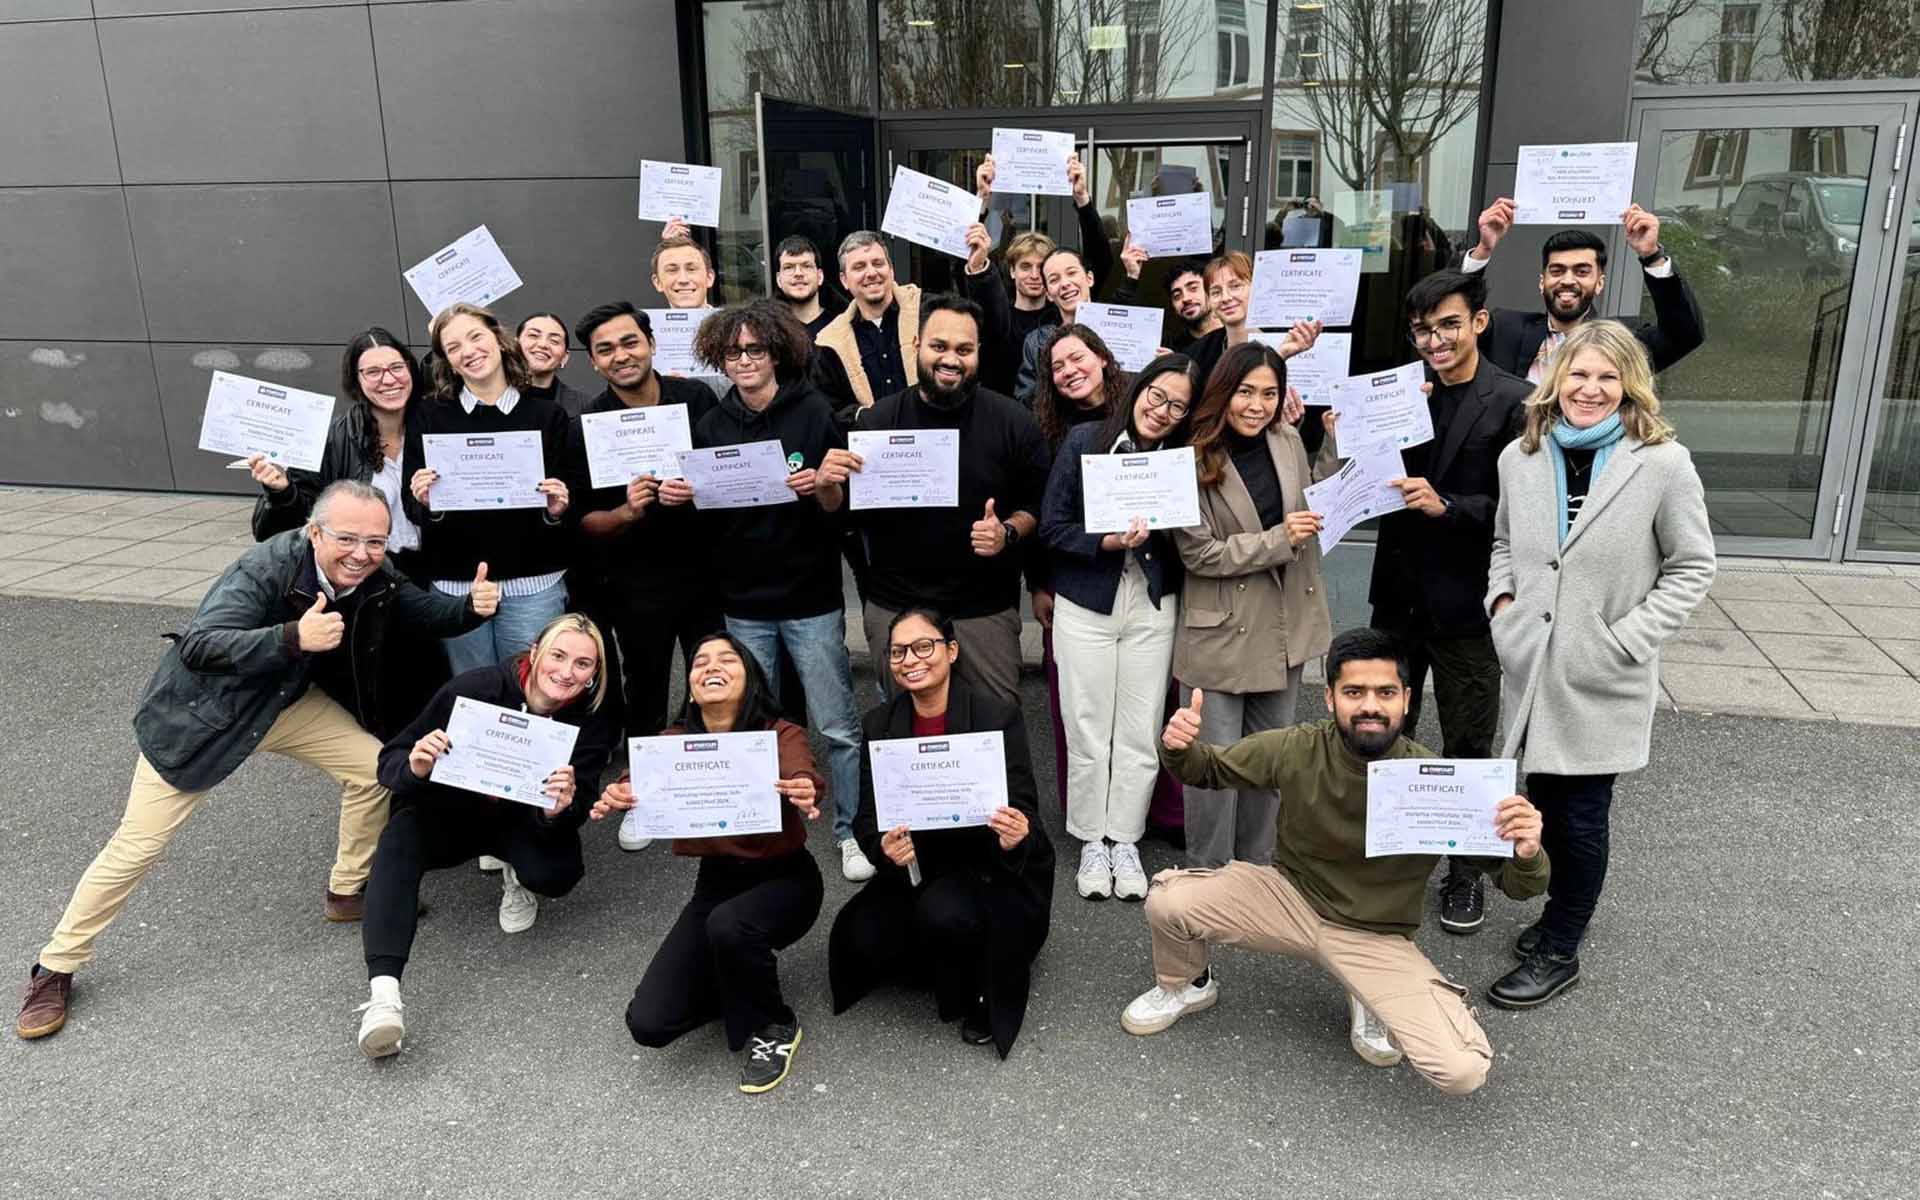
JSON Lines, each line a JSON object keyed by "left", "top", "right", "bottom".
{"left": 250, "top": 403, "right": 409, "bottom": 542}
{"left": 400, "top": 388, "right": 574, "bottom": 583}
{"left": 132, "top": 529, "right": 483, "bottom": 792}
{"left": 830, "top": 682, "right": 1054, "bottom": 1059}
{"left": 1038, "top": 421, "right": 1183, "bottom": 616}
{"left": 563, "top": 378, "right": 720, "bottom": 592}
{"left": 1479, "top": 265, "right": 1706, "bottom": 378}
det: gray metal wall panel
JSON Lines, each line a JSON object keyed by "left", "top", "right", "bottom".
{"left": 152, "top": 343, "right": 342, "bottom": 494}
{"left": 372, "top": 0, "right": 681, "bottom": 180}
{"left": 127, "top": 183, "right": 405, "bottom": 344}
{"left": 0, "top": 340, "right": 174, "bottom": 489}
{"left": 0, "top": 2, "right": 92, "bottom": 20}
{"left": 96, "top": 0, "right": 355, "bottom": 14}
{"left": 0, "top": 188, "right": 148, "bottom": 341}
{"left": 0, "top": 20, "right": 120, "bottom": 186}
{"left": 97, "top": 6, "right": 387, "bottom": 184}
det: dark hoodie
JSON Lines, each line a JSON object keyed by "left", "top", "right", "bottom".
{"left": 690, "top": 378, "right": 848, "bottom": 620}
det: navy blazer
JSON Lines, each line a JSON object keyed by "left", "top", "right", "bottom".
{"left": 1038, "top": 421, "right": 1182, "bottom": 615}
{"left": 1479, "top": 264, "right": 1707, "bottom": 378}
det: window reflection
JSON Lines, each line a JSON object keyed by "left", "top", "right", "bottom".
{"left": 1637, "top": 0, "right": 1920, "bottom": 86}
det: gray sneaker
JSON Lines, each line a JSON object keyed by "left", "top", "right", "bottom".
{"left": 498, "top": 864, "right": 538, "bottom": 933}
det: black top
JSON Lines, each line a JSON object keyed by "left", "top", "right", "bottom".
{"left": 563, "top": 377, "right": 720, "bottom": 591}
{"left": 851, "top": 305, "right": 910, "bottom": 401}
{"left": 1563, "top": 446, "right": 1597, "bottom": 530}
{"left": 400, "top": 388, "right": 573, "bottom": 583}
{"left": 802, "top": 307, "right": 837, "bottom": 340}
{"left": 1228, "top": 427, "right": 1287, "bottom": 529}
{"left": 1038, "top": 421, "right": 1182, "bottom": 615}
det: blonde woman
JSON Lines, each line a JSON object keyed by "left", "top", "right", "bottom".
{"left": 1483, "top": 320, "right": 1714, "bottom": 1010}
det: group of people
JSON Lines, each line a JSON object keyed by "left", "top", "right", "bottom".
{"left": 15, "top": 159, "right": 1716, "bottom": 1098}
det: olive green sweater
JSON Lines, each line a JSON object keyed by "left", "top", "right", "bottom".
{"left": 1161, "top": 720, "right": 1550, "bottom": 938}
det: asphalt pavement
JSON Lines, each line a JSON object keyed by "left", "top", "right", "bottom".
{"left": 0, "top": 595, "right": 1913, "bottom": 1200}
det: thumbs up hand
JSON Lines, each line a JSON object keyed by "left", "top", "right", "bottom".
{"left": 970, "top": 497, "right": 1008, "bottom": 557}
{"left": 297, "top": 592, "right": 345, "bottom": 652}
{"left": 1162, "top": 687, "right": 1205, "bottom": 752}
{"left": 469, "top": 561, "right": 500, "bottom": 618}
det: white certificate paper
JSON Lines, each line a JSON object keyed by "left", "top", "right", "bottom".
{"left": 197, "top": 371, "right": 334, "bottom": 471}
{"left": 645, "top": 308, "right": 722, "bottom": 377}
{"left": 676, "top": 440, "right": 798, "bottom": 510}
{"left": 1514, "top": 142, "right": 1638, "bottom": 225}
{"left": 1257, "top": 330, "right": 1351, "bottom": 407}
{"left": 580, "top": 403, "right": 693, "bottom": 489}
{"left": 626, "top": 730, "right": 782, "bottom": 839}
{"left": 1366, "top": 758, "right": 1517, "bottom": 859}
{"left": 881, "top": 164, "right": 979, "bottom": 260}
{"left": 1332, "top": 362, "right": 1433, "bottom": 454}
{"left": 1248, "top": 248, "right": 1364, "bottom": 328}
{"left": 431, "top": 697, "right": 579, "bottom": 809}
{"left": 868, "top": 730, "right": 1009, "bottom": 832}
{"left": 638, "top": 159, "right": 723, "bottom": 227}
{"left": 1126, "top": 191, "right": 1214, "bottom": 258}
{"left": 1074, "top": 303, "right": 1165, "bottom": 372}
{"left": 1081, "top": 446, "right": 1201, "bottom": 533}
{"left": 403, "top": 225, "right": 524, "bottom": 317}
{"left": 1303, "top": 444, "right": 1407, "bottom": 554}
{"left": 422, "top": 430, "right": 547, "bottom": 511}
{"left": 846, "top": 429, "right": 960, "bottom": 510}
{"left": 990, "top": 127, "right": 1075, "bottom": 196}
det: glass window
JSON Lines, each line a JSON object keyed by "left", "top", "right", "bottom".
{"left": 1638, "top": 0, "right": 1920, "bottom": 86}
{"left": 1856, "top": 190, "right": 1920, "bottom": 554}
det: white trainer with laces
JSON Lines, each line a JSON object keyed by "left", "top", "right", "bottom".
{"left": 1076, "top": 840, "right": 1114, "bottom": 900}
{"left": 498, "top": 863, "right": 539, "bottom": 933}
{"left": 617, "top": 806, "right": 653, "bottom": 852}
{"left": 477, "top": 855, "right": 504, "bottom": 873}
{"left": 1109, "top": 841, "right": 1148, "bottom": 900}
{"left": 1347, "top": 993, "right": 1404, "bottom": 1067}
{"left": 355, "top": 975, "right": 405, "bottom": 1059}
{"left": 839, "top": 837, "right": 876, "bottom": 883}
{"left": 1121, "top": 971, "right": 1218, "bottom": 1035}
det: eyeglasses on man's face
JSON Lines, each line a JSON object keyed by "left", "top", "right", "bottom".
{"left": 319, "top": 526, "right": 389, "bottom": 554}
{"left": 723, "top": 343, "right": 771, "bottom": 363}
{"left": 1407, "top": 317, "right": 1469, "bottom": 347}
{"left": 887, "top": 637, "right": 951, "bottom": 663}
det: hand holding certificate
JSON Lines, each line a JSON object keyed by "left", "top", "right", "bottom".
{"left": 1303, "top": 444, "right": 1407, "bottom": 553}
{"left": 1365, "top": 758, "right": 1519, "bottom": 858}
{"left": 430, "top": 698, "right": 580, "bottom": 810}
{"left": 198, "top": 371, "right": 334, "bottom": 471}
{"left": 990, "top": 128, "right": 1075, "bottom": 196}
{"left": 1248, "top": 248, "right": 1364, "bottom": 328}
{"left": 1514, "top": 142, "right": 1638, "bottom": 225}
{"left": 675, "top": 440, "right": 799, "bottom": 510}
{"left": 580, "top": 403, "right": 692, "bottom": 489}
{"left": 1074, "top": 303, "right": 1166, "bottom": 372}
{"left": 844, "top": 429, "right": 960, "bottom": 509}
{"left": 882, "top": 164, "right": 980, "bottom": 260}
{"left": 421, "top": 430, "right": 548, "bottom": 511}
{"left": 403, "top": 225, "right": 523, "bottom": 316}
{"left": 1332, "top": 362, "right": 1433, "bottom": 454}
{"left": 638, "top": 159, "right": 723, "bottom": 227}
{"left": 626, "top": 731, "right": 782, "bottom": 839}
{"left": 1081, "top": 446, "right": 1201, "bottom": 533}
{"left": 1126, "top": 192, "right": 1213, "bottom": 258}
{"left": 869, "top": 731, "right": 1009, "bottom": 831}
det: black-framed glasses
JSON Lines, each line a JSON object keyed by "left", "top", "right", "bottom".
{"left": 357, "top": 364, "right": 409, "bottom": 382}
{"left": 318, "top": 526, "right": 388, "bottom": 554}
{"left": 1143, "top": 385, "right": 1190, "bottom": 420}
{"left": 1407, "top": 318, "right": 1468, "bottom": 347}
{"left": 722, "top": 344, "right": 771, "bottom": 363}
{"left": 887, "top": 637, "right": 951, "bottom": 663}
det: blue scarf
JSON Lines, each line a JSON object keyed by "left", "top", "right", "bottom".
{"left": 1547, "top": 413, "right": 1626, "bottom": 545}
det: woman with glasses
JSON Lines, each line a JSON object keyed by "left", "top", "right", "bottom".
{"left": 828, "top": 609, "right": 1054, "bottom": 1059}
{"left": 1172, "top": 342, "right": 1331, "bottom": 869}
{"left": 1039, "top": 355, "right": 1201, "bottom": 901}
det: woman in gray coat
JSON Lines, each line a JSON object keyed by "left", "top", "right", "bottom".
{"left": 1482, "top": 320, "right": 1715, "bottom": 1010}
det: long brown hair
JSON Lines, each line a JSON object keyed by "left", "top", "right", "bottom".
{"left": 1518, "top": 320, "right": 1675, "bottom": 453}
{"left": 1189, "top": 341, "right": 1288, "bottom": 488}
{"left": 427, "top": 302, "right": 533, "bottom": 402}
{"left": 1032, "top": 324, "right": 1128, "bottom": 449}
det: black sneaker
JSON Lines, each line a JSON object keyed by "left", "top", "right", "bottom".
{"left": 1438, "top": 862, "right": 1485, "bottom": 934}
{"left": 1486, "top": 948, "right": 1580, "bottom": 1010}
{"left": 1512, "top": 922, "right": 1544, "bottom": 959}
{"left": 739, "top": 1022, "right": 801, "bottom": 1094}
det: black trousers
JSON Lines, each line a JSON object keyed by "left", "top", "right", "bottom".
{"left": 830, "top": 872, "right": 990, "bottom": 1022}
{"left": 625, "top": 851, "right": 824, "bottom": 1053}
{"left": 1371, "top": 619, "right": 1502, "bottom": 758}
{"left": 598, "top": 583, "right": 724, "bottom": 739}
{"left": 362, "top": 800, "right": 585, "bottom": 980}
{"left": 1529, "top": 772, "right": 1618, "bottom": 956}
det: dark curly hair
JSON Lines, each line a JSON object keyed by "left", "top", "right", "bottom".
{"left": 1032, "top": 323, "right": 1128, "bottom": 450}
{"left": 692, "top": 299, "right": 812, "bottom": 382}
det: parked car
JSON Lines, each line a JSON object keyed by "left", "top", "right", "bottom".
{"left": 1715, "top": 171, "right": 1918, "bottom": 281}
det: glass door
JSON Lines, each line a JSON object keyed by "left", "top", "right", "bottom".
{"left": 754, "top": 94, "right": 879, "bottom": 299}
{"left": 1847, "top": 102, "right": 1920, "bottom": 560}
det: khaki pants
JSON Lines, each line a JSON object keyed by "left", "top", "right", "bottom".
{"left": 1144, "top": 861, "right": 1494, "bottom": 1095}
{"left": 39, "top": 689, "right": 389, "bottom": 974}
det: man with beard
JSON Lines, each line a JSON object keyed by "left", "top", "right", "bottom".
{"left": 1120, "top": 628, "right": 1549, "bottom": 1095}
{"left": 1165, "top": 260, "right": 1220, "bottom": 353}
{"left": 518, "top": 313, "right": 589, "bottom": 417}
{"left": 773, "top": 235, "right": 838, "bottom": 340}
{"left": 1459, "top": 199, "right": 1704, "bottom": 382}
{"left": 816, "top": 289, "right": 1051, "bottom": 709}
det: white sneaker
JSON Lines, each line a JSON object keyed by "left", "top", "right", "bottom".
{"left": 1076, "top": 840, "right": 1113, "bottom": 900}
{"left": 616, "top": 806, "right": 653, "bottom": 852}
{"left": 839, "top": 837, "right": 876, "bottom": 883}
{"left": 1121, "top": 971, "right": 1218, "bottom": 1036}
{"left": 477, "top": 855, "right": 504, "bottom": 873}
{"left": 1110, "top": 841, "right": 1148, "bottom": 901}
{"left": 355, "top": 975, "right": 405, "bottom": 1059}
{"left": 1348, "top": 993, "right": 1403, "bottom": 1067}
{"left": 498, "top": 863, "right": 538, "bottom": 933}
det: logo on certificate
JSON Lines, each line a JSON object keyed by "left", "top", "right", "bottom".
{"left": 497, "top": 713, "right": 530, "bottom": 730}
{"left": 916, "top": 740, "right": 950, "bottom": 753}
{"left": 1418, "top": 763, "right": 1456, "bottom": 776}
{"left": 683, "top": 738, "right": 719, "bottom": 752}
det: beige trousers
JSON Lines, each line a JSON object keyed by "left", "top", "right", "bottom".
{"left": 39, "top": 689, "right": 389, "bottom": 974}
{"left": 1144, "top": 861, "right": 1494, "bottom": 1094}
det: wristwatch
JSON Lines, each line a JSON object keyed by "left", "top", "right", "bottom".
{"left": 1001, "top": 520, "right": 1021, "bottom": 548}
{"left": 1638, "top": 243, "right": 1667, "bottom": 267}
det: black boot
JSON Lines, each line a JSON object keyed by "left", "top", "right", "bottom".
{"left": 1438, "top": 858, "right": 1485, "bottom": 934}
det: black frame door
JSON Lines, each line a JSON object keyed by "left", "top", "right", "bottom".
{"left": 754, "top": 93, "right": 880, "bottom": 298}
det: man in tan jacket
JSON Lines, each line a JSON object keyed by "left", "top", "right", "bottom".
{"left": 810, "top": 231, "right": 921, "bottom": 427}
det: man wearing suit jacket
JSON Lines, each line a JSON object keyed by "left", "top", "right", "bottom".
{"left": 1459, "top": 198, "right": 1704, "bottom": 383}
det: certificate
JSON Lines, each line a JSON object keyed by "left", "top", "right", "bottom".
{"left": 422, "top": 430, "right": 547, "bottom": 512}
{"left": 675, "top": 440, "right": 798, "bottom": 510}
{"left": 403, "top": 225, "right": 524, "bottom": 317}
{"left": 580, "top": 403, "right": 693, "bottom": 489}
{"left": 1074, "top": 303, "right": 1165, "bottom": 372}
{"left": 1514, "top": 142, "right": 1638, "bottom": 225}
{"left": 1303, "top": 444, "right": 1407, "bottom": 554}
{"left": 1248, "top": 248, "right": 1364, "bottom": 328}
{"left": 1365, "top": 758, "right": 1517, "bottom": 859}
{"left": 638, "top": 159, "right": 723, "bottom": 227}
{"left": 990, "top": 127, "right": 1075, "bottom": 197}
{"left": 625, "top": 730, "right": 782, "bottom": 839}
{"left": 1250, "top": 330, "right": 1351, "bottom": 407}
{"left": 881, "top": 164, "right": 979, "bottom": 260}
{"left": 1332, "top": 361, "right": 1433, "bottom": 454}
{"left": 1126, "top": 191, "right": 1213, "bottom": 258}
{"left": 868, "top": 730, "right": 1009, "bottom": 832}
{"left": 431, "top": 697, "right": 579, "bottom": 809}
{"left": 1081, "top": 446, "right": 1202, "bottom": 533}
{"left": 846, "top": 429, "right": 960, "bottom": 510}
{"left": 644, "top": 308, "right": 723, "bottom": 377}
{"left": 197, "top": 371, "right": 334, "bottom": 471}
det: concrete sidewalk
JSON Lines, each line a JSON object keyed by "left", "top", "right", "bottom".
{"left": 3, "top": 483, "right": 1917, "bottom": 726}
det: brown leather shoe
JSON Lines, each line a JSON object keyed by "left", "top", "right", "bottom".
{"left": 324, "top": 890, "right": 365, "bottom": 923}
{"left": 17, "top": 966, "right": 72, "bottom": 1040}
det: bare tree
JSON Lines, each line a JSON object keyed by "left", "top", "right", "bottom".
{"left": 1778, "top": 0, "right": 1920, "bottom": 81}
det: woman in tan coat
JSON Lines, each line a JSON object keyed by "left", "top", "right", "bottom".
{"left": 1172, "top": 342, "right": 1330, "bottom": 868}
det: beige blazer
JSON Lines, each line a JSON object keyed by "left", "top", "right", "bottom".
{"left": 812, "top": 284, "right": 922, "bottom": 410}
{"left": 1172, "top": 424, "right": 1332, "bottom": 694}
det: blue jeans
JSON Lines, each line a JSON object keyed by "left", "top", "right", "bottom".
{"left": 441, "top": 579, "right": 568, "bottom": 676}
{"left": 725, "top": 610, "right": 862, "bottom": 841}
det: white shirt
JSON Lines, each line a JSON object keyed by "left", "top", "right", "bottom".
{"left": 372, "top": 454, "right": 421, "bottom": 553}
{"left": 459, "top": 385, "right": 521, "bottom": 415}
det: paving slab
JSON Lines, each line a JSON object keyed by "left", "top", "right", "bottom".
{"left": 1706, "top": 572, "right": 1819, "bottom": 603}
{"left": 1874, "top": 638, "right": 1920, "bottom": 675}
{"left": 1834, "top": 605, "right": 1920, "bottom": 639}
{"left": 0, "top": 560, "right": 59, "bottom": 588}
{"left": 1795, "top": 574, "right": 1920, "bottom": 607}
{"left": 1783, "top": 668, "right": 1920, "bottom": 716}
{"left": 1716, "top": 599, "right": 1860, "bottom": 636}
{"left": 1660, "top": 626, "right": 1770, "bottom": 667}
{"left": 84, "top": 568, "right": 219, "bottom": 603}
{"left": 0, "top": 532, "right": 62, "bottom": 559}
{"left": 5, "top": 562, "right": 141, "bottom": 594}
{"left": 1660, "top": 661, "right": 1815, "bottom": 715}
{"left": 7, "top": 537, "right": 141, "bottom": 565}
{"left": 1748, "top": 631, "right": 1911, "bottom": 676}
{"left": 1681, "top": 597, "right": 1734, "bottom": 629}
